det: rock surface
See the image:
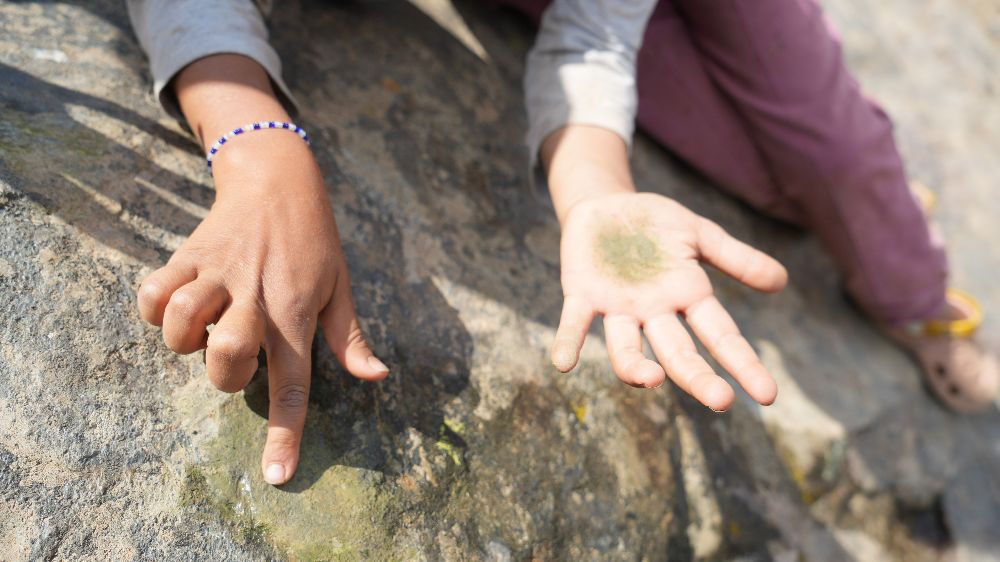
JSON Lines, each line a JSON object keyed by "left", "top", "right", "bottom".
{"left": 1, "top": 0, "right": 999, "bottom": 560}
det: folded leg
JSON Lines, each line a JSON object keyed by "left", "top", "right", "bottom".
{"left": 664, "top": 0, "right": 948, "bottom": 324}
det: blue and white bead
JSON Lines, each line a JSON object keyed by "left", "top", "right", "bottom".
{"left": 206, "top": 121, "right": 310, "bottom": 170}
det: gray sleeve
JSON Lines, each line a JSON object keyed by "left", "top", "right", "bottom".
{"left": 524, "top": 0, "right": 657, "bottom": 179}
{"left": 126, "top": 0, "right": 299, "bottom": 123}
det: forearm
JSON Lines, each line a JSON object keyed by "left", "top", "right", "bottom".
{"left": 541, "top": 125, "right": 636, "bottom": 226}
{"left": 174, "top": 54, "right": 320, "bottom": 201}
{"left": 175, "top": 54, "right": 289, "bottom": 149}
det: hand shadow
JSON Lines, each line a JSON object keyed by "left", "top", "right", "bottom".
{"left": 0, "top": 62, "right": 210, "bottom": 266}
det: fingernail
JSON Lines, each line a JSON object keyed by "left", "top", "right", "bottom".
{"left": 368, "top": 356, "right": 388, "bottom": 373}
{"left": 264, "top": 463, "right": 285, "bottom": 485}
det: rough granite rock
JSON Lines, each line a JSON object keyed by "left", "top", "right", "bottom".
{"left": 1, "top": 0, "right": 999, "bottom": 560}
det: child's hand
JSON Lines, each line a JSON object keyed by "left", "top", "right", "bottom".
{"left": 137, "top": 132, "right": 388, "bottom": 485}
{"left": 133, "top": 54, "right": 389, "bottom": 485}
{"left": 553, "top": 191, "right": 786, "bottom": 411}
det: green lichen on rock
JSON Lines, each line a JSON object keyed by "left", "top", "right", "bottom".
{"left": 436, "top": 417, "right": 466, "bottom": 466}
{"left": 0, "top": 108, "right": 108, "bottom": 167}
{"left": 188, "top": 394, "right": 399, "bottom": 561}
{"left": 179, "top": 465, "right": 274, "bottom": 550}
{"left": 179, "top": 466, "right": 211, "bottom": 509}
{"left": 594, "top": 216, "right": 666, "bottom": 283}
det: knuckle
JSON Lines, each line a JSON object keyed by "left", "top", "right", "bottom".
{"left": 207, "top": 370, "right": 241, "bottom": 393}
{"left": 737, "top": 358, "right": 766, "bottom": 376}
{"left": 684, "top": 298, "right": 709, "bottom": 319}
{"left": 167, "top": 290, "right": 200, "bottom": 320}
{"left": 345, "top": 325, "right": 369, "bottom": 351}
{"left": 164, "top": 331, "right": 199, "bottom": 354}
{"left": 276, "top": 294, "right": 315, "bottom": 327}
{"left": 137, "top": 280, "right": 166, "bottom": 306}
{"left": 739, "top": 251, "right": 761, "bottom": 282}
{"left": 266, "top": 431, "right": 300, "bottom": 452}
{"left": 713, "top": 331, "right": 744, "bottom": 351}
{"left": 208, "top": 331, "right": 256, "bottom": 362}
{"left": 615, "top": 355, "right": 641, "bottom": 376}
{"left": 669, "top": 350, "right": 706, "bottom": 371}
{"left": 163, "top": 336, "right": 185, "bottom": 354}
{"left": 273, "top": 382, "right": 309, "bottom": 410}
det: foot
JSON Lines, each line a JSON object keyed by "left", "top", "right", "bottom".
{"left": 885, "top": 290, "right": 999, "bottom": 413}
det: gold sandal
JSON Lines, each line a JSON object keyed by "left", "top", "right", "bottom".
{"left": 887, "top": 289, "right": 999, "bottom": 413}
{"left": 909, "top": 179, "right": 937, "bottom": 215}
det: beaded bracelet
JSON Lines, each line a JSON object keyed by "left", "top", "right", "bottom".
{"left": 206, "top": 121, "right": 310, "bottom": 170}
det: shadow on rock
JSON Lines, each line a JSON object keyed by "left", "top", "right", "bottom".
{"left": 0, "top": 62, "right": 210, "bottom": 266}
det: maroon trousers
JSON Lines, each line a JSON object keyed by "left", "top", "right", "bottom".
{"left": 500, "top": 0, "right": 949, "bottom": 324}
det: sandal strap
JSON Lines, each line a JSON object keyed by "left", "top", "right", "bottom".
{"left": 907, "top": 288, "right": 983, "bottom": 338}
{"left": 909, "top": 179, "right": 937, "bottom": 214}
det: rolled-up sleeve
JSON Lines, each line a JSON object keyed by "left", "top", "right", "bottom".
{"left": 524, "top": 0, "right": 657, "bottom": 172}
{"left": 127, "top": 0, "right": 298, "bottom": 122}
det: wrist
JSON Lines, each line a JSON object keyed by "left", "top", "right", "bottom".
{"left": 548, "top": 164, "right": 636, "bottom": 225}
{"left": 540, "top": 125, "right": 636, "bottom": 226}
{"left": 210, "top": 133, "right": 324, "bottom": 201}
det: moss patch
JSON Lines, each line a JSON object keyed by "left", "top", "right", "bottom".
{"left": 0, "top": 109, "right": 109, "bottom": 169}
{"left": 179, "top": 465, "right": 275, "bottom": 551}
{"left": 186, "top": 394, "right": 399, "bottom": 561}
{"left": 594, "top": 216, "right": 666, "bottom": 284}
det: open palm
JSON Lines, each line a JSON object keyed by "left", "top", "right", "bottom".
{"left": 553, "top": 192, "right": 787, "bottom": 411}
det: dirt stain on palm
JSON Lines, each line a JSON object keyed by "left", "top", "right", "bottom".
{"left": 595, "top": 216, "right": 666, "bottom": 283}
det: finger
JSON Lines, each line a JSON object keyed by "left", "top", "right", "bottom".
{"left": 644, "top": 314, "right": 735, "bottom": 411}
{"left": 697, "top": 218, "right": 787, "bottom": 293}
{"left": 684, "top": 296, "right": 777, "bottom": 405}
{"left": 551, "top": 295, "right": 595, "bottom": 372}
{"left": 262, "top": 320, "right": 316, "bottom": 486}
{"left": 319, "top": 270, "right": 389, "bottom": 381}
{"left": 206, "top": 300, "right": 265, "bottom": 393}
{"left": 137, "top": 262, "right": 197, "bottom": 326}
{"left": 603, "top": 315, "right": 666, "bottom": 388}
{"left": 161, "top": 277, "right": 229, "bottom": 354}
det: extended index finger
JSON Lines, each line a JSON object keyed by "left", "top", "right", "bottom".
{"left": 261, "top": 318, "right": 316, "bottom": 486}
